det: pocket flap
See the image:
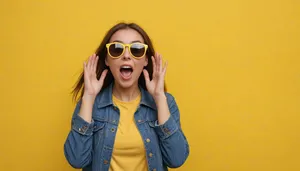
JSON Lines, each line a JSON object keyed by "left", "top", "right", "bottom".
{"left": 148, "top": 120, "right": 156, "bottom": 128}
{"left": 93, "top": 121, "right": 106, "bottom": 132}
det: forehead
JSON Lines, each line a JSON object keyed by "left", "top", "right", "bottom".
{"left": 109, "top": 28, "right": 144, "bottom": 43}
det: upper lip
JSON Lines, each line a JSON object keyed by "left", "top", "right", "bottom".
{"left": 120, "top": 64, "right": 133, "bottom": 69}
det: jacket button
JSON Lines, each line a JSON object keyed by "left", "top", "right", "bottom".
{"left": 146, "top": 138, "right": 150, "bottom": 143}
{"left": 138, "top": 120, "right": 142, "bottom": 123}
{"left": 103, "top": 160, "right": 109, "bottom": 164}
{"left": 111, "top": 128, "right": 115, "bottom": 132}
{"left": 149, "top": 153, "right": 153, "bottom": 157}
{"left": 82, "top": 126, "right": 87, "bottom": 131}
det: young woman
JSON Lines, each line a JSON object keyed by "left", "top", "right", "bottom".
{"left": 64, "top": 22, "right": 189, "bottom": 171}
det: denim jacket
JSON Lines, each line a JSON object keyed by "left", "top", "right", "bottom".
{"left": 64, "top": 83, "right": 189, "bottom": 171}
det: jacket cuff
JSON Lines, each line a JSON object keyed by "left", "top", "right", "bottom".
{"left": 154, "top": 116, "right": 178, "bottom": 139}
{"left": 72, "top": 114, "right": 94, "bottom": 136}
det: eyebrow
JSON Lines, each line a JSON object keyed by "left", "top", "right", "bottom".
{"left": 112, "top": 40, "right": 142, "bottom": 43}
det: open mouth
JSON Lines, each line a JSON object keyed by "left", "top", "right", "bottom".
{"left": 120, "top": 65, "right": 133, "bottom": 79}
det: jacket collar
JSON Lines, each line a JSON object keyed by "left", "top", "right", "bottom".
{"left": 96, "top": 82, "right": 157, "bottom": 110}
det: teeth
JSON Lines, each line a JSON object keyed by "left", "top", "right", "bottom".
{"left": 121, "top": 66, "right": 132, "bottom": 69}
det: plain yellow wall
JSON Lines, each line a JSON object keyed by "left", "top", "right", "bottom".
{"left": 1, "top": 0, "right": 300, "bottom": 170}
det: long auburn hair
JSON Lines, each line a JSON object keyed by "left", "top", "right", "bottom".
{"left": 72, "top": 22, "right": 166, "bottom": 101}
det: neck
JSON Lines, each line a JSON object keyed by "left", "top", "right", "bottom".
{"left": 112, "top": 83, "right": 140, "bottom": 102}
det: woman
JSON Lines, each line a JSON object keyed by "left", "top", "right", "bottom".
{"left": 64, "top": 22, "right": 189, "bottom": 171}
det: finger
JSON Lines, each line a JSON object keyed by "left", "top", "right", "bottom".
{"left": 158, "top": 53, "right": 162, "bottom": 72}
{"left": 87, "top": 55, "right": 91, "bottom": 70}
{"left": 154, "top": 53, "right": 158, "bottom": 72}
{"left": 91, "top": 54, "right": 96, "bottom": 70}
{"left": 91, "top": 54, "right": 95, "bottom": 71}
{"left": 99, "top": 69, "right": 108, "bottom": 83}
{"left": 151, "top": 56, "right": 156, "bottom": 76}
{"left": 93, "top": 55, "right": 99, "bottom": 72}
{"left": 143, "top": 69, "right": 150, "bottom": 84}
{"left": 83, "top": 61, "right": 89, "bottom": 80}
{"left": 162, "top": 60, "right": 168, "bottom": 76}
{"left": 155, "top": 53, "right": 161, "bottom": 72}
{"left": 87, "top": 55, "right": 92, "bottom": 70}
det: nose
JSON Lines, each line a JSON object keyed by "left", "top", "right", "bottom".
{"left": 122, "top": 47, "right": 131, "bottom": 60}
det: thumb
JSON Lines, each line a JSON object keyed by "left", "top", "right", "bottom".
{"left": 98, "top": 69, "right": 108, "bottom": 84}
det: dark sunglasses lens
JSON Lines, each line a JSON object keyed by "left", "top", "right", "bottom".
{"left": 109, "top": 43, "right": 124, "bottom": 57}
{"left": 130, "top": 44, "right": 146, "bottom": 57}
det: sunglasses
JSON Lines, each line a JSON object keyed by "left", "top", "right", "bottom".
{"left": 106, "top": 42, "right": 148, "bottom": 59}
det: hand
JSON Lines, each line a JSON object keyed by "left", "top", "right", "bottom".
{"left": 83, "top": 54, "right": 108, "bottom": 97}
{"left": 143, "top": 52, "right": 167, "bottom": 99}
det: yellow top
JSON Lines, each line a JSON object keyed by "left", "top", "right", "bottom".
{"left": 109, "top": 94, "right": 148, "bottom": 171}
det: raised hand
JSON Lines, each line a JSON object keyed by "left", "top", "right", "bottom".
{"left": 83, "top": 54, "right": 108, "bottom": 97}
{"left": 143, "top": 52, "right": 167, "bottom": 99}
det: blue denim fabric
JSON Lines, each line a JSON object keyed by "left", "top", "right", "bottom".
{"left": 64, "top": 83, "right": 189, "bottom": 171}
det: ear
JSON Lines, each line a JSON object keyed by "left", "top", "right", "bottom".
{"left": 105, "top": 57, "right": 109, "bottom": 66}
{"left": 144, "top": 56, "right": 148, "bottom": 67}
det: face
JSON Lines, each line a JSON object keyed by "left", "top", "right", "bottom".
{"left": 105, "top": 28, "right": 148, "bottom": 89}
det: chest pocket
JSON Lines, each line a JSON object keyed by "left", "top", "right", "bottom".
{"left": 92, "top": 106, "right": 108, "bottom": 145}
{"left": 92, "top": 107, "right": 108, "bottom": 133}
{"left": 92, "top": 119, "right": 107, "bottom": 147}
{"left": 93, "top": 120, "right": 106, "bottom": 133}
{"left": 145, "top": 109, "right": 158, "bottom": 128}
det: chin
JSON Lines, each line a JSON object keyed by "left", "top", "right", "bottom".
{"left": 115, "top": 78, "right": 138, "bottom": 89}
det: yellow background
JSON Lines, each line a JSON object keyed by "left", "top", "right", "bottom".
{"left": 1, "top": 0, "right": 299, "bottom": 170}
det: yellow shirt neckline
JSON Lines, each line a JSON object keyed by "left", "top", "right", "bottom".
{"left": 112, "top": 93, "right": 141, "bottom": 105}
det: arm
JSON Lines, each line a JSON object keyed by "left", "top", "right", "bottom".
{"left": 154, "top": 93, "right": 190, "bottom": 168}
{"left": 143, "top": 53, "right": 189, "bottom": 167}
{"left": 63, "top": 97, "right": 95, "bottom": 168}
{"left": 64, "top": 54, "right": 107, "bottom": 168}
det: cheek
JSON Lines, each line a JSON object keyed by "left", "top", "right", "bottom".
{"left": 135, "top": 60, "right": 147, "bottom": 70}
{"left": 106, "top": 58, "right": 118, "bottom": 71}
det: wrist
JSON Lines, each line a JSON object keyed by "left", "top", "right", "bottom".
{"left": 82, "top": 94, "right": 96, "bottom": 102}
{"left": 154, "top": 93, "right": 166, "bottom": 103}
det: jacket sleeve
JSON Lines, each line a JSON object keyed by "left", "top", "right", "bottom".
{"left": 63, "top": 100, "right": 94, "bottom": 168}
{"left": 154, "top": 93, "right": 190, "bottom": 168}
